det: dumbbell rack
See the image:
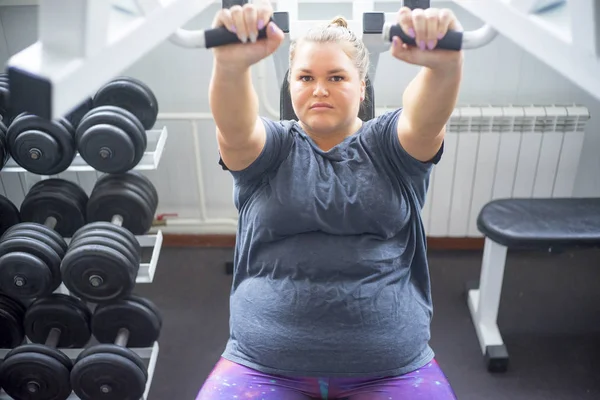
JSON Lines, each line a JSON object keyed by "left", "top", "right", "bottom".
{"left": 0, "top": 125, "right": 169, "bottom": 400}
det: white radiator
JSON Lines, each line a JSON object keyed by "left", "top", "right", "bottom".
{"left": 377, "top": 104, "right": 590, "bottom": 237}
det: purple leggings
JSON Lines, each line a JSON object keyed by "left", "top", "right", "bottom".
{"left": 196, "top": 357, "right": 457, "bottom": 400}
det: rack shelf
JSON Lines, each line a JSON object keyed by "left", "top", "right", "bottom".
{"left": 2, "top": 126, "right": 169, "bottom": 173}
{"left": 454, "top": 0, "right": 600, "bottom": 103}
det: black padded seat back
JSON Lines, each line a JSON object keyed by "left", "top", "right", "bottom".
{"left": 280, "top": 70, "right": 375, "bottom": 121}
{"left": 477, "top": 197, "right": 600, "bottom": 249}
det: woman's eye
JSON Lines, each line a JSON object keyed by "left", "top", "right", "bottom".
{"left": 331, "top": 76, "right": 344, "bottom": 82}
{"left": 299, "top": 76, "right": 312, "bottom": 82}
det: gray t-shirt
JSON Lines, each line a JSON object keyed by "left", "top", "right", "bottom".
{"left": 220, "top": 108, "right": 442, "bottom": 378}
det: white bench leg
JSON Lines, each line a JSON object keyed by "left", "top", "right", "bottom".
{"left": 467, "top": 237, "right": 510, "bottom": 372}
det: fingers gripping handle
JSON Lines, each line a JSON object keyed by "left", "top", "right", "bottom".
{"left": 170, "top": 17, "right": 278, "bottom": 49}
{"left": 383, "top": 23, "right": 463, "bottom": 51}
{"left": 205, "top": 23, "right": 270, "bottom": 48}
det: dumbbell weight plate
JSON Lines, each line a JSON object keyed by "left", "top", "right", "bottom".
{"left": 20, "top": 180, "right": 87, "bottom": 237}
{"left": 128, "top": 295, "right": 163, "bottom": 331}
{"left": 93, "top": 174, "right": 155, "bottom": 215}
{"left": 0, "top": 294, "right": 25, "bottom": 348}
{"left": 27, "top": 178, "right": 89, "bottom": 212}
{"left": 96, "top": 171, "right": 159, "bottom": 213}
{"left": 0, "top": 252, "right": 53, "bottom": 299}
{"left": 71, "top": 229, "right": 140, "bottom": 268}
{"left": 0, "top": 347, "right": 72, "bottom": 400}
{"left": 0, "top": 194, "right": 21, "bottom": 237}
{"left": 0, "top": 292, "right": 26, "bottom": 321}
{"left": 76, "top": 105, "right": 146, "bottom": 173}
{"left": 71, "top": 348, "right": 147, "bottom": 400}
{"left": 2, "top": 227, "right": 66, "bottom": 259}
{"left": 21, "top": 178, "right": 87, "bottom": 218}
{"left": 0, "top": 120, "right": 9, "bottom": 169}
{"left": 20, "top": 190, "right": 85, "bottom": 238}
{"left": 65, "top": 234, "right": 138, "bottom": 280}
{"left": 0, "top": 236, "right": 62, "bottom": 295}
{"left": 91, "top": 178, "right": 155, "bottom": 232}
{"left": 3, "top": 222, "right": 68, "bottom": 256}
{"left": 75, "top": 343, "right": 147, "bottom": 380}
{"left": 92, "top": 296, "right": 161, "bottom": 347}
{"left": 131, "top": 172, "right": 159, "bottom": 211}
{"left": 77, "top": 123, "right": 138, "bottom": 173}
{"left": 24, "top": 293, "right": 92, "bottom": 348}
{"left": 73, "top": 221, "right": 141, "bottom": 260}
{"left": 61, "top": 238, "right": 137, "bottom": 303}
{"left": 0, "top": 298, "right": 26, "bottom": 339}
{"left": 83, "top": 104, "right": 147, "bottom": 151}
{"left": 4, "top": 343, "right": 72, "bottom": 371}
{"left": 0, "top": 308, "right": 23, "bottom": 348}
{"left": 2, "top": 229, "right": 65, "bottom": 273}
{"left": 68, "top": 234, "right": 139, "bottom": 279}
{"left": 6, "top": 114, "right": 76, "bottom": 175}
{"left": 112, "top": 76, "right": 159, "bottom": 131}
{"left": 93, "top": 76, "right": 159, "bottom": 130}
{"left": 0, "top": 80, "right": 10, "bottom": 123}
{"left": 87, "top": 184, "right": 155, "bottom": 235}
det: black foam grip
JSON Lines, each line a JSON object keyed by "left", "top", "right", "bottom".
{"left": 389, "top": 24, "right": 463, "bottom": 51}
{"left": 222, "top": 0, "right": 248, "bottom": 8}
{"left": 204, "top": 22, "right": 271, "bottom": 48}
{"left": 402, "top": 0, "right": 431, "bottom": 9}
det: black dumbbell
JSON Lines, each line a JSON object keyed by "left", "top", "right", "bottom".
{"left": 0, "top": 117, "right": 9, "bottom": 170}
{"left": 0, "top": 179, "right": 87, "bottom": 299}
{"left": 71, "top": 295, "right": 162, "bottom": 400}
{"left": 20, "top": 178, "right": 89, "bottom": 237}
{"left": 75, "top": 77, "right": 158, "bottom": 174}
{"left": 0, "top": 293, "right": 26, "bottom": 349}
{"left": 93, "top": 76, "right": 158, "bottom": 131}
{"left": 6, "top": 113, "right": 77, "bottom": 175}
{"left": 87, "top": 171, "right": 158, "bottom": 235}
{"left": 0, "top": 72, "right": 12, "bottom": 126}
{"left": 0, "top": 293, "right": 92, "bottom": 400}
{"left": 0, "top": 194, "right": 21, "bottom": 237}
{"left": 60, "top": 171, "right": 156, "bottom": 303}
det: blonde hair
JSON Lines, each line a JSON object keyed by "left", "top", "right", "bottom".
{"left": 288, "top": 16, "right": 370, "bottom": 81}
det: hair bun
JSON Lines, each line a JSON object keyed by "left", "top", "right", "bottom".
{"left": 329, "top": 16, "right": 348, "bottom": 28}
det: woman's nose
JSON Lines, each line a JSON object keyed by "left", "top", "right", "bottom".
{"left": 313, "top": 83, "right": 329, "bottom": 96}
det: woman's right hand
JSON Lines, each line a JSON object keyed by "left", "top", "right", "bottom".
{"left": 212, "top": 0, "right": 285, "bottom": 71}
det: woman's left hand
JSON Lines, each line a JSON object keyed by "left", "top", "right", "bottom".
{"left": 390, "top": 7, "right": 464, "bottom": 70}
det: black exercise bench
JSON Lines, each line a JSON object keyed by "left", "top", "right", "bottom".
{"left": 466, "top": 197, "right": 600, "bottom": 372}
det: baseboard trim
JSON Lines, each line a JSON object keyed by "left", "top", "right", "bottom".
{"left": 163, "top": 234, "right": 237, "bottom": 248}
{"left": 427, "top": 237, "right": 485, "bottom": 250}
{"left": 162, "top": 234, "right": 485, "bottom": 250}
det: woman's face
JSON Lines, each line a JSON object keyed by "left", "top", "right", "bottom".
{"left": 289, "top": 41, "right": 365, "bottom": 137}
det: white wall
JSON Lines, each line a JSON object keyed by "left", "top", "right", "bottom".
{"left": 1, "top": 2, "right": 599, "bottom": 235}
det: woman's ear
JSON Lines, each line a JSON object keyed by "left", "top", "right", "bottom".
{"left": 360, "top": 79, "right": 366, "bottom": 102}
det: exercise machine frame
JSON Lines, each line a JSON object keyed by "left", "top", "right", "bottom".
{"left": 4, "top": 0, "right": 497, "bottom": 122}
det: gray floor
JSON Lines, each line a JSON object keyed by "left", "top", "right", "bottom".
{"left": 135, "top": 246, "right": 600, "bottom": 400}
